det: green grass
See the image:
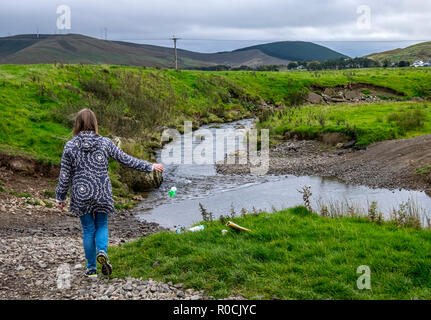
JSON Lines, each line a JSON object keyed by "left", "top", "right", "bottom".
{"left": 8, "top": 190, "right": 32, "bottom": 198}
{"left": 416, "top": 166, "right": 431, "bottom": 175}
{"left": 258, "top": 101, "right": 431, "bottom": 146}
{"left": 109, "top": 206, "right": 431, "bottom": 299}
{"left": 42, "top": 189, "right": 55, "bottom": 198}
{"left": 1, "top": 64, "right": 430, "bottom": 200}
{"left": 1, "top": 65, "right": 430, "bottom": 162}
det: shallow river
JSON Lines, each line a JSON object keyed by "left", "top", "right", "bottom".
{"left": 137, "top": 119, "right": 431, "bottom": 229}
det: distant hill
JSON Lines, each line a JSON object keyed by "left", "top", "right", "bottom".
{"left": 234, "top": 41, "right": 349, "bottom": 61}
{"left": 0, "top": 34, "right": 293, "bottom": 68}
{"left": 366, "top": 41, "right": 431, "bottom": 63}
{"left": 0, "top": 34, "right": 347, "bottom": 68}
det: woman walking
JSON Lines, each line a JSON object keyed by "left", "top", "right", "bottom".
{"left": 56, "top": 109, "right": 164, "bottom": 278}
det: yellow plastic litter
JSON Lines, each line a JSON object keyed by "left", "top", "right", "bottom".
{"left": 226, "top": 221, "right": 251, "bottom": 232}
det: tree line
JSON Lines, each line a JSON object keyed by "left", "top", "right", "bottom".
{"left": 188, "top": 57, "right": 412, "bottom": 72}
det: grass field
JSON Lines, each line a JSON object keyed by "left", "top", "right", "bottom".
{"left": 258, "top": 101, "right": 431, "bottom": 146}
{"left": 109, "top": 206, "right": 431, "bottom": 299}
{"left": 1, "top": 65, "right": 430, "bottom": 162}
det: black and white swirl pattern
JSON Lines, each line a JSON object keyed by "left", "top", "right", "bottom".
{"left": 71, "top": 173, "right": 101, "bottom": 202}
{"left": 55, "top": 131, "right": 154, "bottom": 217}
{"left": 82, "top": 150, "right": 109, "bottom": 175}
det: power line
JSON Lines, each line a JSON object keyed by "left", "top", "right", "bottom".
{"left": 0, "top": 34, "right": 429, "bottom": 43}
{"left": 170, "top": 36, "right": 181, "bottom": 71}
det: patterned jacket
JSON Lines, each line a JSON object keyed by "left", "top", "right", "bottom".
{"left": 56, "top": 131, "right": 153, "bottom": 217}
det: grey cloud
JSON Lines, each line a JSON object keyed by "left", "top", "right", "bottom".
{"left": 0, "top": 0, "right": 429, "bottom": 42}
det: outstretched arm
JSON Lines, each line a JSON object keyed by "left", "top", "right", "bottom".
{"left": 56, "top": 145, "right": 73, "bottom": 209}
{"left": 108, "top": 139, "right": 163, "bottom": 172}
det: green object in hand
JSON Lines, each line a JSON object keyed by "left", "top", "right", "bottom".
{"left": 169, "top": 187, "right": 177, "bottom": 197}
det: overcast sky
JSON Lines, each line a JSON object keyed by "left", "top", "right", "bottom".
{"left": 0, "top": 0, "right": 430, "bottom": 55}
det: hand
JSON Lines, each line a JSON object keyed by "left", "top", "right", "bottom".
{"left": 56, "top": 202, "right": 66, "bottom": 211}
{"left": 153, "top": 163, "right": 164, "bottom": 172}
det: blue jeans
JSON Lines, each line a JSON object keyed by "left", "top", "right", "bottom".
{"left": 79, "top": 213, "right": 109, "bottom": 270}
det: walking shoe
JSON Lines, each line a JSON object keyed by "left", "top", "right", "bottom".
{"left": 96, "top": 251, "right": 112, "bottom": 276}
{"left": 85, "top": 268, "right": 98, "bottom": 278}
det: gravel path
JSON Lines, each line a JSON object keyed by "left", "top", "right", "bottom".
{"left": 0, "top": 169, "right": 245, "bottom": 300}
{"left": 0, "top": 209, "right": 216, "bottom": 300}
{"left": 0, "top": 235, "right": 211, "bottom": 300}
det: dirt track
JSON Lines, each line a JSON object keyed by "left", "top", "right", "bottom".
{"left": 216, "top": 134, "right": 431, "bottom": 194}
{"left": 0, "top": 168, "right": 211, "bottom": 300}
{"left": 0, "top": 167, "right": 248, "bottom": 300}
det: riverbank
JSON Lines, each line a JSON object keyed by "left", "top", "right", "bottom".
{"left": 1, "top": 65, "right": 430, "bottom": 199}
{"left": 216, "top": 134, "right": 431, "bottom": 193}
{"left": 0, "top": 168, "right": 225, "bottom": 300}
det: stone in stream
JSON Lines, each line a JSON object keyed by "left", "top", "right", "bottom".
{"left": 118, "top": 166, "right": 163, "bottom": 192}
{"left": 112, "top": 137, "right": 163, "bottom": 191}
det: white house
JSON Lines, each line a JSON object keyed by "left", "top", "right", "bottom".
{"left": 413, "top": 60, "right": 424, "bottom": 67}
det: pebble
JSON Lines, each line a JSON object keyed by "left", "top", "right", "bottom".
{"left": 0, "top": 231, "right": 220, "bottom": 300}
{"left": 0, "top": 169, "right": 245, "bottom": 301}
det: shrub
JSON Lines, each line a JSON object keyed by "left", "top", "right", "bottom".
{"left": 387, "top": 109, "right": 426, "bottom": 131}
{"left": 80, "top": 77, "right": 112, "bottom": 101}
{"left": 284, "top": 88, "right": 308, "bottom": 106}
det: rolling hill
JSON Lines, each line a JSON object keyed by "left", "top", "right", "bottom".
{"left": 0, "top": 34, "right": 347, "bottom": 68}
{"left": 234, "top": 41, "right": 349, "bottom": 61}
{"left": 366, "top": 41, "right": 431, "bottom": 63}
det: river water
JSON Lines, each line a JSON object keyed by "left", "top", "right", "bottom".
{"left": 137, "top": 119, "right": 431, "bottom": 229}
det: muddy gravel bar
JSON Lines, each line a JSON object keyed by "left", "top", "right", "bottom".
{"left": 216, "top": 135, "right": 431, "bottom": 194}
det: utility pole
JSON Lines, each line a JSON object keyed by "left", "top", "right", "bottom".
{"left": 170, "top": 36, "right": 180, "bottom": 71}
